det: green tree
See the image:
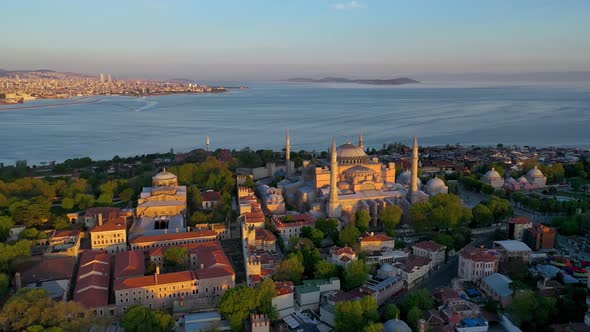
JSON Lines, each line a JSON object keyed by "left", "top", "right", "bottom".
{"left": 119, "top": 188, "right": 135, "bottom": 203}
{"left": 486, "top": 196, "right": 513, "bottom": 222}
{"left": 339, "top": 222, "right": 361, "bottom": 247}
{"left": 363, "top": 323, "right": 384, "bottom": 332}
{"left": 355, "top": 209, "right": 371, "bottom": 233}
{"left": 410, "top": 202, "right": 433, "bottom": 232}
{"left": 9, "top": 197, "right": 52, "bottom": 227}
{"left": 381, "top": 304, "right": 401, "bottom": 321}
{"left": 343, "top": 260, "right": 369, "bottom": 290}
{"left": 52, "top": 217, "right": 71, "bottom": 230}
{"left": 99, "top": 180, "right": 119, "bottom": 196}
{"left": 0, "top": 273, "right": 10, "bottom": 296}
{"left": 433, "top": 233, "right": 454, "bottom": 256}
{"left": 472, "top": 203, "right": 493, "bottom": 227}
{"left": 96, "top": 193, "right": 113, "bottom": 206}
{"left": 60, "top": 197, "right": 75, "bottom": 210}
{"left": 381, "top": 205, "right": 403, "bottom": 236}
{"left": 0, "top": 288, "right": 89, "bottom": 331}
{"left": 401, "top": 288, "right": 433, "bottom": 314}
{"left": 0, "top": 240, "right": 32, "bottom": 272}
{"left": 508, "top": 290, "right": 557, "bottom": 330}
{"left": 189, "top": 211, "right": 210, "bottom": 226}
{"left": 74, "top": 193, "right": 95, "bottom": 210}
{"left": 0, "top": 216, "right": 15, "bottom": 242}
{"left": 335, "top": 296, "right": 379, "bottom": 332}
{"left": 164, "top": 247, "right": 188, "bottom": 271}
{"left": 218, "top": 286, "right": 258, "bottom": 331}
{"left": 316, "top": 218, "right": 339, "bottom": 239}
{"left": 274, "top": 254, "right": 305, "bottom": 284}
{"left": 406, "top": 306, "right": 422, "bottom": 330}
{"left": 301, "top": 226, "right": 325, "bottom": 247}
{"left": 121, "top": 305, "right": 175, "bottom": 332}
{"left": 314, "top": 260, "right": 340, "bottom": 279}
{"left": 256, "top": 278, "right": 278, "bottom": 320}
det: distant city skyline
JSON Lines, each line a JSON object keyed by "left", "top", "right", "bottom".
{"left": 2, "top": 0, "right": 590, "bottom": 80}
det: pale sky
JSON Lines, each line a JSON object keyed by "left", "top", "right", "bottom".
{"left": 1, "top": 0, "right": 589, "bottom": 80}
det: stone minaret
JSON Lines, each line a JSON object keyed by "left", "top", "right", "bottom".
{"left": 206, "top": 135, "right": 210, "bottom": 152}
{"left": 409, "top": 136, "right": 420, "bottom": 204}
{"left": 327, "top": 137, "right": 341, "bottom": 218}
{"left": 286, "top": 128, "right": 291, "bottom": 176}
{"left": 359, "top": 130, "right": 364, "bottom": 151}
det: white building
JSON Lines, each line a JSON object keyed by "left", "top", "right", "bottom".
{"left": 394, "top": 256, "right": 431, "bottom": 288}
{"left": 412, "top": 240, "right": 446, "bottom": 268}
{"left": 458, "top": 247, "right": 500, "bottom": 282}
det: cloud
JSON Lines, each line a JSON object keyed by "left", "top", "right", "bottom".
{"left": 332, "top": 1, "right": 366, "bottom": 10}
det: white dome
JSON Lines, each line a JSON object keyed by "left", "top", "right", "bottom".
{"left": 483, "top": 167, "right": 502, "bottom": 179}
{"left": 527, "top": 166, "right": 544, "bottom": 178}
{"left": 517, "top": 176, "right": 528, "bottom": 183}
{"left": 380, "top": 263, "right": 394, "bottom": 273}
{"left": 383, "top": 319, "right": 412, "bottom": 332}
{"left": 426, "top": 177, "right": 446, "bottom": 190}
{"left": 396, "top": 171, "right": 412, "bottom": 185}
{"left": 153, "top": 170, "right": 177, "bottom": 181}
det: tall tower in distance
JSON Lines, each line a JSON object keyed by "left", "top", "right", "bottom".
{"left": 359, "top": 130, "right": 364, "bottom": 151}
{"left": 206, "top": 135, "right": 210, "bottom": 152}
{"left": 100, "top": 73, "right": 105, "bottom": 83}
{"left": 285, "top": 128, "right": 291, "bottom": 176}
{"left": 408, "top": 136, "right": 419, "bottom": 204}
{"left": 107, "top": 74, "right": 112, "bottom": 84}
{"left": 327, "top": 137, "right": 341, "bottom": 218}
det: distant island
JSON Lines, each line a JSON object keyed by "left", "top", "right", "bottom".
{"left": 287, "top": 77, "right": 420, "bottom": 85}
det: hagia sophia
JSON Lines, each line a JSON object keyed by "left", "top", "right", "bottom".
{"left": 277, "top": 130, "right": 448, "bottom": 223}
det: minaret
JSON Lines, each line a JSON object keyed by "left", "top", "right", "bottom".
{"left": 327, "top": 137, "right": 341, "bottom": 218}
{"left": 359, "top": 130, "right": 364, "bottom": 151}
{"left": 286, "top": 128, "right": 291, "bottom": 176}
{"left": 206, "top": 135, "right": 210, "bottom": 152}
{"left": 408, "top": 136, "right": 419, "bottom": 204}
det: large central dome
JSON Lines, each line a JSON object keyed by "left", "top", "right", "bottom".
{"left": 337, "top": 142, "right": 369, "bottom": 164}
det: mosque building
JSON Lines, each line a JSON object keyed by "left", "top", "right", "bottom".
{"left": 279, "top": 131, "right": 441, "bottom": 223}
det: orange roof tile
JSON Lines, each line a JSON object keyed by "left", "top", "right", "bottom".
{"left": 130, "top": 230, "right": 217, "bottom": 244}
{"left": 114, "top": 271, "right": 196, "bottom": 291}
{"left": 114, "top": 251, "right": 145, "bottom": 279}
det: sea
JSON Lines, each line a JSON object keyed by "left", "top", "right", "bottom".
{"left": 1, "top": 81, "right": 590, "bottom": 166}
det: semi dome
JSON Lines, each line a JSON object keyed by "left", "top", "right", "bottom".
{"left": 483, "top": 167, "right": 502, "bottom": 179}
{"left": 527, "top": 166, "right": 545, "bottom": 178}
{"left": 383, "top": 319, "right": 412, "bottom": 332}
{"left": 336, "top": 142, "right": 369, "bottom": 165}
{"left": 345, "top": 165, "right": 375, "bottom": 175}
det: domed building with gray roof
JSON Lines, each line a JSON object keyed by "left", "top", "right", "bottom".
{"left": 526, "top": 166, "right": 547, "bottom": 187}
{"left": 481, "top": 167, "right": 504, "bottom": 189}
{"left": 424, "top": 176, "right": 448, "bottom": 196}
{"left": 382, "top": 318, "right": 412, "bottom": 332}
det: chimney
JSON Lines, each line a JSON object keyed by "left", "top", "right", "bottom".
{"left": 187, "top": 226, "right": 191, "bottom": 232}
{"left": 14, "top": 272, "right": 22, "bottom": 290}
{"left": 155, "top": 265, "right": 160, "bottom": 284}
{"left": 156, "top": 265, "right": 160, "bottom": 275}
{"left": 200, "top": 263, "right": 204, "bottom": 270}
{"left": 176, "top": 228, "right": 179, "bottom": 233}
{"left": 418, "top": 319, "right": 427, "bottom": 332}
{"left": 164, "top": 229, "right": 168, "bottom": 234}
{"left": 98, "top": 213, "right": 103, "bottom": 226}
{"left": 370, "top": 232, "right": 374, "bottom": 236}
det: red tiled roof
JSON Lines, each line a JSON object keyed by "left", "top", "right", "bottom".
{"left": 413, "top": 240, "right": 445, "bottom": 252}
{"left": 335, "top": 246, "right": 356, "bottom": 255}
{"left": 130, "top": 230, "right": 217, "bottom": 244}
{"left": 509, "top": 216, "right": 532, "bottom": 225}
{"left": 114, "top": 251, "right": 145, "bottom": 279}
{"left": 273, "top": 214, "right": 315, "bottom": 229}
{"left": 74, "top": 251, "right": 111, "bottom": 309}
{"left": 91, "top": 218, "right": 126, "bottom": 232}
{"left": 19, "top": 257, "right": 76, "bottom": 284}
{"left": 114, "top": 271, "right": 196, "bottom": 291}
{"left": 52, "top": 229, "right": 80, "bottom": 238}
{"left": 361, "top": 233, "right": 393, "bottom": 242}
{"left": 275, "top": 281, "right": 294, "bottom": 295}
{"left": 202, "top": 191, "right": 222, "bottom": 202}
{"left": 460, "top": 247, "right": 500, "bottom": 263}
{"left": 255, "top": 228, "right": 276, "bottom": 242}
{"left": 398, "top": 256, "right": 431, "bottom": 273}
